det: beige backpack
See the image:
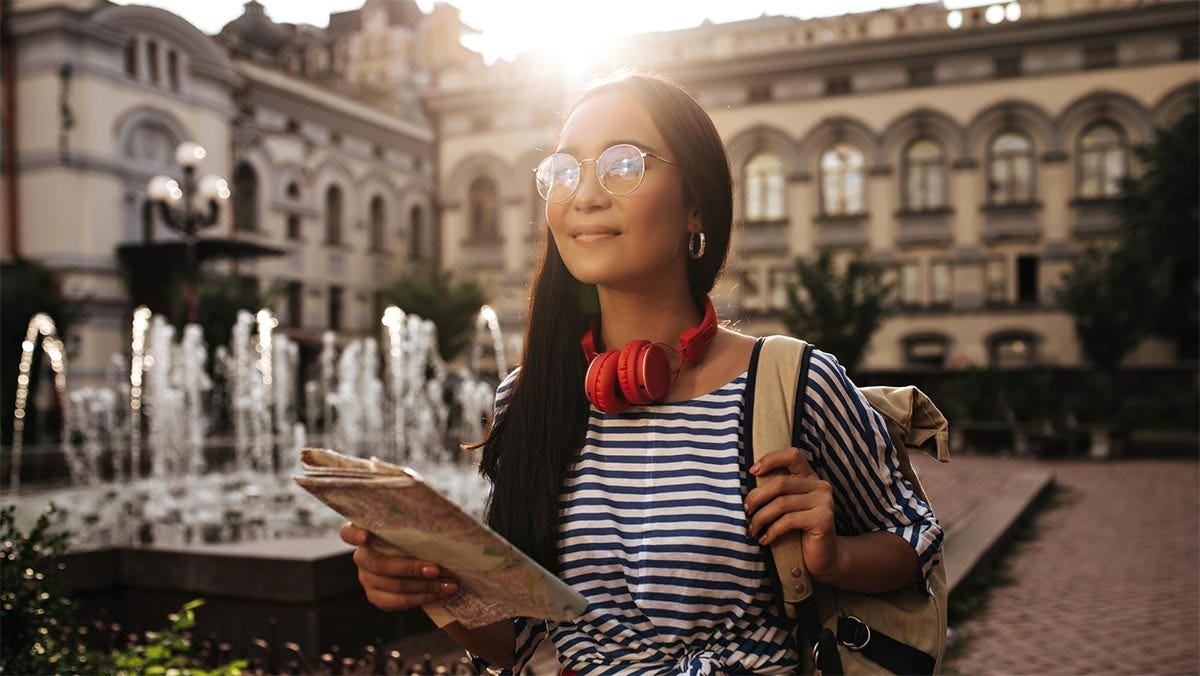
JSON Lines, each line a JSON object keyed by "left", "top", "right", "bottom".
{"left": 746, "top": 336, "right": 950, "bottom": 675}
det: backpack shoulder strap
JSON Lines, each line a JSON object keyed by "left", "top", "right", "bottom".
{"left": 744, "top": 334, "right": 815, "bottom": 613}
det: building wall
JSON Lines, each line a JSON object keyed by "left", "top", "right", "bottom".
{"left": 425, "top": 0, "right": 1199, "bottom": 370}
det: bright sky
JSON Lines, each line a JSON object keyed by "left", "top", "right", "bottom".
{"left": 113, "top": 0, "right": 1001, "bottom": 64}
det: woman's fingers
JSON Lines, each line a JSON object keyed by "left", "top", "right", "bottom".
{"left": 364, "top": 588, "right": 443, "bottom": 612}
{"left": 339, "top": 521, "right": 369, "bottom": 547}
{"left": 746, "top": 492, "right": 823, "bottom": 539}
{"left": 759, "top": 505, "right": 834, "bottom": 546}
{"left": 359, "top": 569, "right": 459, "bottom": 597}
{"left": 744, "top": 473, "right": 828, "bottom": 515}
{"left": 352, "top": 546, "right": 441, "bottom": 579}
{"left": 749, "top": 446, "right": 815, "bottom": 478}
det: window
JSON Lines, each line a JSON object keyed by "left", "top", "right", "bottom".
{"left": 1017, "top": 255, "right": 1038, "bottom": 304}
{"left": 987, "top": 131, "right": 1035, "bottom": 205}
{"left": 123, "top": 40, "right": 138, "bottom": 77}
{"left": 330, "top": 132, "right": 343, "bottom": 146}
{"left": 369, "top": 195, "right": 386, "bottom": 252}
{"left": 994, "top": 55, "right": 1021, "bottom": 79}
{"left": 325, "top": 185, "right": 343, "bottom": 245}
{"left": 899, "top": 261, "right": 922, "bottom": 306}
{"left": 770, "top": 269, "right": 792, "bottom": 311}
{"left": 985, "top": 258, "right": 1008, "bottom": 304}
{"left": 819, "top": 144, "right": 866, "bottom": 216}
{"left": 373, "top": 291, "right": 387, "bottom": 326}
{"left": 232, "top": 162, "right": 258, "bottom": 232}
{"left": 167, "top": 50, "right": 179, "bottom": 90}
{"left": 930, "top": 261, "right": 952, "bottom": 306}
{"left": 286, "top": 118, "right": 301, "bottom": 134}
{"left": 905, "top": 336, "right": 948, "bottom": 368}
{"left": 286, "top": 281, "right": 303, "bottom": 328}
{"left": 1077, "top": 122, "right": 1127, "bottom": 200}
{"left": 744, "top": 153, "right": 787, "bottom": 221}
{"left": 907, "top": 64, "right": 935, "bottom": 87}
{"left": 373, "top": 145, "right": 384, "bottom": 161}
{"left": 409, "top": 205, "right": 424, "bottom": 261}
{"left": 286, "top": 182, "right": 300, "bottom": 200}
{"left": 903, "top": 138, "right": 947, "bottom": 211}
{"left": 989, "top": 332, "right": 1037, "bottom": 368}
{"left": 739, "top": 269, "right": 763, "bottom": 313}
{"left": 286, "top": 214, "right": 301, "bottom": 240}
{"left": 1083, "top": 43, "right": 1117, "bottom": 70}
{"left": 146, "top": 41, "right": 160, "bottom": 84}
{"left": 747, "top": 83, "right": 773, "bottom": 104}
{"left": 468, "top": 177, "right": 500, "bottom": 242}
{"left": 328, "top": 285, "right": 343, "bottom": 331}
{"left": 825, "top": 75, "right": 852, "bottom": 96}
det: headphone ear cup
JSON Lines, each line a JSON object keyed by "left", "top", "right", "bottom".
{"left": 617, "top": 340, "right": 653, "bottom": 405}
{"left": 586, "top": 350, "right": 628, "bottom": 414}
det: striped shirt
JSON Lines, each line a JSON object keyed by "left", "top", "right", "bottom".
{"left": 485, "top": 347, "right": 943, "bottom": 675}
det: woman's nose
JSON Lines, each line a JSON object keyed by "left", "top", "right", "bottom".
{"left": 572, "top": 161, "right": 611, "bottom": 211}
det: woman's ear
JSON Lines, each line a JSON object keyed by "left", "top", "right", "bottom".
{"left": 687, "top": 207, "right": 703, "bottom": 233}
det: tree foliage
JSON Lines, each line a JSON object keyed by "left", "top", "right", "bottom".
{"left": 1058, "top": 103, "right": 1200, "bottom": 365}
{"left": 781, "top": 250, "right": 894, "bottom": 374}
{"left": 380, "top": 269, "right": 487, "bottom": 363}
{"left": 1112, "top": 102, "right": 1199, "bottom": 358}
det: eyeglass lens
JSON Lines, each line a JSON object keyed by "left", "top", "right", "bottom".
{"left": 535, "top": 144, "right": 646, "bottom": 203}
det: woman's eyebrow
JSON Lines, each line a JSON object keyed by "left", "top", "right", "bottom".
{"left": 554, "top": 139, "right": 660, "bottom": 155}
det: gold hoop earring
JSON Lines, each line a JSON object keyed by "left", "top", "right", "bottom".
{"left": 688, "top": 231, "right": 707, "bottom": 260}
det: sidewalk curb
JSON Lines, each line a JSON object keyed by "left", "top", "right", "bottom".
{"left": 944, "top": 469, "right": 1056, "bottom": 594}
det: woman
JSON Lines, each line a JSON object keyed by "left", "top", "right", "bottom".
{"left": 341, "top": 70, "right": 943, "bottom": 674}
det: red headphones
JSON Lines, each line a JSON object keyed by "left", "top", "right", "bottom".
{"left": 581, "top": 295, "right": 719, "bottom": 414}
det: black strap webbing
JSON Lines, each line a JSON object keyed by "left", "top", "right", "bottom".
{"left": 836, "top": 616, "right": 936, "bottom": 675}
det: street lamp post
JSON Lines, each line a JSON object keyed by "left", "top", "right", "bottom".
{"left": 146, "top": 142, "right": 230, "bottom": 324}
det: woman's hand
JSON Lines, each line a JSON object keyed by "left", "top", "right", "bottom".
{"left": 340, "top": 522, "right": 461, "bottom": 611}
{"left": 743, "top": 447, "right": 843, "bottom": 582}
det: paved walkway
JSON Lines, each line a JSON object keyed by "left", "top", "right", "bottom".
{"left": 934, "top": 456, "right": 1199, "bottom": 675}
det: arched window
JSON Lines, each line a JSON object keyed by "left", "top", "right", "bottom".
{"left": 987, "top": 131, "right": 1035, "bottom": 205}
{"left": 469, "top": 176, "right": 499, "bottom": 241}
{"left": 1077, "top": 122, "right": 1127, "bottom": 200}
{"left": 988, "top": 331, "right": 1039, "bottom": 368}
{"left": 369, "top": 195, "right": 386, "bottom": 252}
{"left": 409, "top": 205, "right": 424, "bottom": 261}
{"left": 286, "top": 181, "right": 300, "bottom": 199}
{"left": 819, "top": 144, "right": 865, "bottom": 216}
{"left": 904, "top": 334, "right": 950, "bottom": 368}
{"left": 744, "top": 152, "right": 786, "bottom": 221}
{"left": 232, "top": 162, "right": 258, "bottom": 232}
{"left": 903, "top": 138, "right": 946, "bottom": 211}
{"left": 325, "top": 185, "right": 343, "bottom": 245}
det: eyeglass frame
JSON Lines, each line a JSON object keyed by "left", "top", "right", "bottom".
{"left": 532, "top": 143, "right": 680, "bottom": 204}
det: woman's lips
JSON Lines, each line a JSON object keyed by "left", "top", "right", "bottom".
{"left": 573, "top": 233, "right": 618, "bottom": 244}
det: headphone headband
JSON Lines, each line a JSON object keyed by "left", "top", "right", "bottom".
{"left": 580, "top": 294, "right": 718, "bottom": 365}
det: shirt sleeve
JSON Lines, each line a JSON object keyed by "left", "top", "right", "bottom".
{"left": 468, "top": 616, "right": 549, "bottom": 675}
{"left": 795, "top": 349, "right": 944, "bottom": 595}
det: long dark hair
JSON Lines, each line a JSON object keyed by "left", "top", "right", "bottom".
{"left": 466, "top": 70, "right": 734, "bottom": 573}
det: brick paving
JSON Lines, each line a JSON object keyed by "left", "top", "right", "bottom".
{"left": 935, "top": 457, "right": 1199, "bottom": 676}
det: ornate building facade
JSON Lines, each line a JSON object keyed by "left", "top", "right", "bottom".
{"left": 424, "top": 0, "right": 1199, "bottom": 370}
{"left": 2, "top": 0, "right": 472, "bottom": 382}
{"left": 2, "top": 0, "right": 1197, "bottom": 384}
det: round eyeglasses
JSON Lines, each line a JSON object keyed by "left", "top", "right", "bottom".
{"left": 533, "top": 143, "right": 679, "bottom": 204}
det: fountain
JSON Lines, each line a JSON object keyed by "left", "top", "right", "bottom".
{"left": 3, "top": 303, "right": 510, "bottom": 551}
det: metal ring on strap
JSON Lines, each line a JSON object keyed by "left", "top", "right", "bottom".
{"left": 840, "top": 615, "right": 872, "bottom": 650}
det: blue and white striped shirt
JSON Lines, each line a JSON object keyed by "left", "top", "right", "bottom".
{"left": 486, "top": 347, "right": 943, "bottom": 675}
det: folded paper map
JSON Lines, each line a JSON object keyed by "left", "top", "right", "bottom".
{"left": 294, "top": 448, "right": 587, "bottom": 628}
